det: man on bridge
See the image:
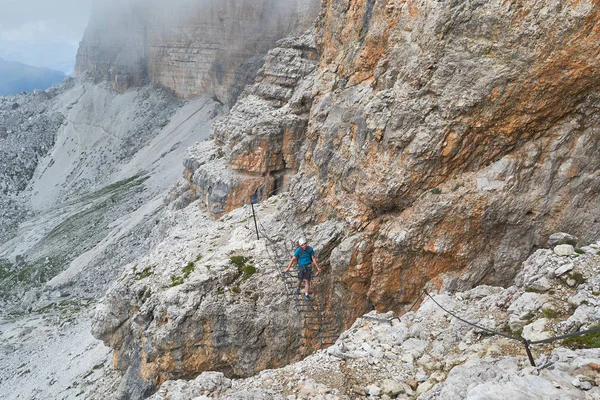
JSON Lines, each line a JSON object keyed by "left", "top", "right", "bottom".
{"left": 285, "top": 237, "right": 322, "bottom": 301}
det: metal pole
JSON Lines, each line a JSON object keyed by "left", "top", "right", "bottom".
{"left": 523, "top": 340, "right": 536, "bottom": 367}
{"left": 251, "top": 202, "right": 259, "bottom": 240}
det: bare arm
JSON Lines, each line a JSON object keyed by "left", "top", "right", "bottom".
{"left": 312, "top": 256, "right": 322, "bottom": 273}
{"left": 284, "top": 256, "right": 297, "bottom": 273}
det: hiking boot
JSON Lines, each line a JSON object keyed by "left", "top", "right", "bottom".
{"left": 295, "top": 288, "right": 301, "bottom": 295}
{"left": 304, "top": 294, "right": 311, "bottom": 301}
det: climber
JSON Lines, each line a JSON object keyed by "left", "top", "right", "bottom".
{"left": 284, "top": 237, "right": 322, "bottom": 301}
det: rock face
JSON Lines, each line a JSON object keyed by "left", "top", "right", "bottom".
{"left": 92, "top": 196, "right": 342, "bottom": 398}
{"left": 0, "top": 80, "right": 223, "bottom": 399}
{"left": 160, "top": 1, "right": 600, "bottom": 384}
{"left": 148, "top": 240, "right": 600, "bottom": 399}
{"left": 76, "top": 0, "right": 320, "bottom": 105}
{"left": 0, "top": 82, "right": 69, "bottom": 244}
{"left": 281, "top": 0, "right": 600, "bottom": 315}
{"left": 177, "top": 0, "right": 600, "bottom": 321}
{"left": 183, "top": 32, "right": 319, "bottom": 216}
{"left": 30, "top": 0, "right": 600, "bottom": 398}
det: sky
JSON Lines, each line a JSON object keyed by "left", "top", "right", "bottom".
{"left": 0, "top": 0, "right": 93, "bottom": 74}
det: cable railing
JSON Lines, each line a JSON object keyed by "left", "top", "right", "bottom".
{"left": 363, "top": 288, "right": 600, "bottom": 367}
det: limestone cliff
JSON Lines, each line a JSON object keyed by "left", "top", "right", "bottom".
{"left": 92, "top": 197, "right": 343, "bottom": 399}
{"left": 182, "top": 32, "right": 319, "bottom": 216}
{"left": 289, "top": 0, "right": 600, "bottom": 317}
{"left": 76, "top": 0, "right": 319, "bottom": 105}
{"left": 93, "top": 0, "right": 600, "bottom": 397}
{"left": 186, "top": 0, "right": 600, "bottom": 319}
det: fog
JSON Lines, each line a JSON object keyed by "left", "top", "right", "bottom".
{"left": 0, "top": 0, "right": 92, "bottom": 43}
{"left": 0, "top": 0, "right": 316, "bottom": 75}
{"left": 0, "top": 0, "right": 91, "bottom": 73}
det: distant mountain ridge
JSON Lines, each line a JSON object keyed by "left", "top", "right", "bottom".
{"left": 0, "top": 58, "right": 66, "bottom": 96}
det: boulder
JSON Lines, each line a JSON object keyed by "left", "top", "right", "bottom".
{"left": 554, "top": 263, "right": 574, "bottom": 277}
{"left": 381, "top": 379, "right": 405, "bottom": 397}
{"left": 522, "top": 318, "right": 551, "bottom": 342}
{"left": 548, "top": 233, "right": 579, "bottom": 248}
{"left": 554, "top": 244, "right": 575, "bottom": 257}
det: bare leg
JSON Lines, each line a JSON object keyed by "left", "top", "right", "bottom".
{"left": 305, "top": 279, "right": 310, "bottom": 295}
{"left": 297, "top": 280, "right": 302, "bottom": 290}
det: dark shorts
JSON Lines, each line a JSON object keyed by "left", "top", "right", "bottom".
{"left": 297, "top": 265, "right": 312, "bottom": 281}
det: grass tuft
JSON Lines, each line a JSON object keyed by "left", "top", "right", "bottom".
{"left": 135, "top": 266, "right": 155, "bottom": 280}
{"left": 170, "top": 275, "right": 184, "bottom": 287}
{"left": 230, "top": 255, "right": 257, "bottom": 281}
{"left": 182, "top": 262, "right": 195, "bottom": 278}
{"left": 525, "top": 287, "right": 547, "bottom": 294}
{"left": 569, "top": 271, "right": 586, "bottom": 285}
{"left": 563, "top": 325, "right": 600, "bottom": 349}
{"left": 542, "top": 309, "right": 558, "bottom": 319}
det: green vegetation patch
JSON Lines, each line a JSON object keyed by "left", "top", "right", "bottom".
{"left": 229, "top": 255, "right": 257, "bottom": 281}
{"left": 0, "top": 261, "right": 13, "bottom": 280}
{"left": 104, "top": 174, "right": 149, "bottom": 193}
{"left": 170, "top": 261, "right": 196, "bottom": 287}
{"left": 134, "top": 265, "right": 155, "bottom": 280}
{"left": 574, "top": 247, "right": 585, "bottom": 255}
{"left": 542, "top": 309, "right": 558, "bottom": 319}
{"left": 569, "top": 271, "right": 586, "bottom": 285}
{"left": 430, "top": 188, "right": 442, "bottom": 195}
{"left": 182, "top": 261, "right": 195, "bottom": 278}
{"left": 0, "top": 256, "right": 66, "bottom": 297}
{"left": 35, "top": 297, "right": 95, "bottom": 323}
{"left": 525, "top": 287, "right": 548, "bottom": 294}
{"left": 563, "top": 325, "right": 600, "bottom": 349}
{"left": 170, "top": 275, "right": 185, "bottom": 287}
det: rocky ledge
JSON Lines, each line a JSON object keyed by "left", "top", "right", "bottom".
{"left": 93, "top": 193, "right": 343, "bottom": 399}
{"left": 180, "top": 32, "right": 319, "bottom": 216}
{"left": 149, "top": 237, "right": 600, "bottom": 399}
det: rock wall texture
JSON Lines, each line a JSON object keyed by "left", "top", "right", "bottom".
{"left": 94, "top": 0, "right": 600, "bottom": 397}
{"left": 92, "top": 198, "right": 339, "bottom": 399}
{"left": 183, "top": 32, "right": 319, "bottom": 216}
{"left": 76, "top": 0, "right": 320, "bottom": 105}
{"left": 287, "top": 0, "right": 600, "bottom": 318}
{"left": 172, "top": 0, "right": 600, "bottom": 373}
{"left": 148, "top": 241, "right": 600, "bottom": 400}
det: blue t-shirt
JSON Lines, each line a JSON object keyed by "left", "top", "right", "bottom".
{"left": 294, "top": 246, "right": 314, "bottom": 267}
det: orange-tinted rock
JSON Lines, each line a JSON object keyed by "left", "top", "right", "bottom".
{"left": 184, "top": 33, "right": 319, "bottom": 216}
{"left": 293, "top": 0, "right": 600, "bottom": 316}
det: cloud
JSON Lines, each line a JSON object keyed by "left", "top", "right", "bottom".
{"left": 0, "top": 21, "right": 48, "bottom": 42}
{"left": 0, "top": 0, "right": 92, "bottom": 42}
{"left": 0, "top": 0, "right": 92, "bottom": 71}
